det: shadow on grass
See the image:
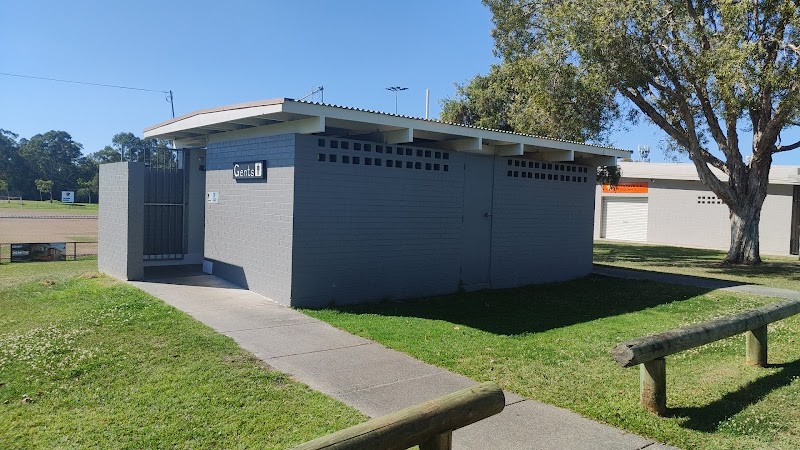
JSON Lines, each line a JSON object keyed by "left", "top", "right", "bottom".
{"left": 671, "top": 359, "right": 800, "bottom": 432}
{"left": 318, "top": 275, "right": 712, "bottom": 336}
{"left": 595, "top": 242, "right": 800, "bottom": 283}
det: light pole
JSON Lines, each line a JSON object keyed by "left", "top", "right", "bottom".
{"left": 386, "top": 86, "right": 408, "bottom": 114}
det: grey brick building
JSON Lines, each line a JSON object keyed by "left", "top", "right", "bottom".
{"left": 99, "top": 98, "right": 629, "bottom": 307}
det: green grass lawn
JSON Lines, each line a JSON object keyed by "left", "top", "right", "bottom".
{"left": 0, "top": 200, "right": 98, "bottom": 213}
{"left": 306, "top": 277, "right": 800, "bottom": 450}
{"left": 595, "top": 241, "right": 800, "bottom": 291}
{"left": 0, "top": 260, "right": 364, "bottom": 449}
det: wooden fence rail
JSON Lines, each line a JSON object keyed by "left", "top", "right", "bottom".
{"left": 612, "top": 298, "right": 800, "bottom": 415}
{"left": 293, "top": 382, "right": 505, "bottom": 450}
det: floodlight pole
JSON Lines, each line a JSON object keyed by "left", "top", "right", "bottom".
{"left": 386, "top": 86, "right": 408, "bottom": 114}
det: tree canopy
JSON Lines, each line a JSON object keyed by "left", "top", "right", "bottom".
{"left": 464, "top": 0, "right": 800, "bottom": 264}
{"left": 441, "top": 55, "right": 620, "bottom": 144}
{"left": 0, "top": 130, "right": 160, "bottom": 202}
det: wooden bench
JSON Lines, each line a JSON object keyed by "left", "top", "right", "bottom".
{"left": 293, "top": 382, "right": 504, "bottom": 450}
{"left": 612, "top": 299, "right": 800, "bottom": 415}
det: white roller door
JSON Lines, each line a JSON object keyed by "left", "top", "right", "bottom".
{"left": 602, "top": 197, "right": 648, "bottom": 242}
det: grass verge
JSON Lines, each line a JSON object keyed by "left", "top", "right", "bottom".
{"left": 594, "top": 240, "right": 800, "bottom": 291}
{"left": 0, "top": 261, "right": 364, "bottom": 449}
{"left": 306, "top": 276, "right": 800, "bottom": 450}
{"left": 0, "top": 200, "right": 97, "bottom": 213}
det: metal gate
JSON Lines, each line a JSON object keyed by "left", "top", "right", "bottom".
{"left": 791, "top": 185, "right": 800, "bottom": 256}
{"left": 142, "top": 147, "right": 186, "bottom": 260}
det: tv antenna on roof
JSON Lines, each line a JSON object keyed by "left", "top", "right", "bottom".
{"left": 299, "top": 86, "right": 324, "bottom": 103}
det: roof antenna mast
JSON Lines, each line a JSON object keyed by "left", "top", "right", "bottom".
{"left": 299, "top": 86, "right": 324, "bottom": 103}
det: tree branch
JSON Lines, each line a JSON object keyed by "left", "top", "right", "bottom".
{"left": 619, "top": 88, "right": 689, "bottom": 148}
{"left": 774, "top": 140, "right": 800, "bottom": 153}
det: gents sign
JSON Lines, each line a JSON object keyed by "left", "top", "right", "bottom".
{"left": 233, "top": 161, "right": 266, "bottom": 180}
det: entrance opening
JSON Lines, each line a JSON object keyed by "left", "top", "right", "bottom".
{"left": 142, "top": 147, "right": 186, "bottom": 260}
{"left": 460, "top": 154, "right": 495, "bottom": 288}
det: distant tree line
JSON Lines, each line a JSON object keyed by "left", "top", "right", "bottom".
{"left": 0, "top": 129, "right": 167, "bottom": 203}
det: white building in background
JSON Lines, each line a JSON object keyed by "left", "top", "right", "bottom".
{"left": 594, "top": 162, "right": 800, "bottom": 256}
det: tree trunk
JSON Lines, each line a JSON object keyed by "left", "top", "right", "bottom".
{"left": 726, "top": 203, "right": 763, "bottom": 265}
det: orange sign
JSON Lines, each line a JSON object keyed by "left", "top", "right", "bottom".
{"left": 602, "top": 182, "right": 648, "bottom": 194}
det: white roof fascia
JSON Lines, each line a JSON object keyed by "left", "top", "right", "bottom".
{"left": 144, "top": 98, "right": 631, "bottom": 160}
{"left": 281, "top": 101, "right": 629, "bottom": 159}
{"left": 619, "top": 162, "right": 800, "bottom": 185}
{"left": 144, "top": 102, "right": 284, "bottom": 138}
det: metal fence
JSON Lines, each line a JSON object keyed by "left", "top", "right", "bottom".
{"left": 0, "top": 241, "right": 98, "bottom": 263}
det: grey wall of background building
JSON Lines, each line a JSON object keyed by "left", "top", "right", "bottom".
{"left": 98, "top": 162, "right": 144, "bottom": 280}
{"left": 204, "top": 134, "right": 296, "bottom": 305}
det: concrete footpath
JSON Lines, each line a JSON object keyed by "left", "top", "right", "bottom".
{"left": 131, "top": 271, "right": 674, "bottom": 450}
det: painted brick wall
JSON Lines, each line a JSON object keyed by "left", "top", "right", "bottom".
{"left": 98, "top": 162, "right": 144, "bottom": 280}
{"left": 291, "top": 134, "right": 465, "bottom": 307}
{"left": 647, "top": 179, "right": 794, "bottom": 255}
{"left": 491, "top": 158, "right": 595, "bottom": 287}
{"left": 204, "top": 134, "right": 295, "bottom": 305}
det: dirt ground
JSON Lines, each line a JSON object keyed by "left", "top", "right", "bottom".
{"left": 0, "top": 215, "right": 98, "bottom": 260}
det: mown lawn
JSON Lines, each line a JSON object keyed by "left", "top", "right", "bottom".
{"left": 306, "top": 276, "right": 800, "bottom": 450}
{"left": 0, "top": 260, "right": 364, "bottom": 449}
{"left": 0, "top": 200, "right": 97, "bottom": 213}
{"left": 595, "top": 240, "right": 800, "bottom": 291}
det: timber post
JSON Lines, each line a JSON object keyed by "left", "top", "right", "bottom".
{"left": 746, "top": 325, "right": 768, "bottom": 367}
{"left": 293, "top": 382, "right": 504, "bottom": 450}
{"left": 640, "top": 358, "right": 666, "bottom": 416}
{"left": 419, "top": 431, "right": 453, "bottom": 450}
{"left": 612, "top": 299, "right": 800, "bottom": 416}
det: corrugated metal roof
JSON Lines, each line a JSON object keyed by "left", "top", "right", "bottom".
{"left": 288, "top": 98, "right": 623, "bottom": 152}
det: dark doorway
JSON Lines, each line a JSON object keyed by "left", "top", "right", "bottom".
{"left": 791, "top": 185, "right": 800, "bottom": 255}
{"left": 143, "top": 147, "right": 186, "bottom": 260}
{"left": 460, "top": 154, "right": 495, "bottom": 288}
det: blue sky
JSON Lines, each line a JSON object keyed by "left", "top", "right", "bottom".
{"left": 2, "top": 1, "right": 798, "bottom": 165}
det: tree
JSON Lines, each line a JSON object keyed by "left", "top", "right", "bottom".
{"left": 88, "top": 145, "right": 122, "bottom": 164}
{"left": 480, "top": 0, "right": 800, "bottom": 265}
{"left": 35, "top": 179, "right": 53, "bottom": 202}
{"left": 0, "top": 179, "right": 8, "bottom": 202}
{"left": 19, "top": 131, "right": 83, "bottom": 198}
{"left": 0, "top": 129, "right": 31, "bottom": 199}
{"left": 441, "top": 56, "right": 620, "bottom": 144}
{"left": 76, "top": 175, "right": 98, "bottom": 204}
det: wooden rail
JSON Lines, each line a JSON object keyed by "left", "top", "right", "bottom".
{"left": 612, "top": 298, "right": 800, "bottom": 415}
{"left": 293, "top": 382, "right": 505, "bottom": 450}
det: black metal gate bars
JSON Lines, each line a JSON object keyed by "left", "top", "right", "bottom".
{"left": 142, "top": 147, "right": 186, "bottom": 260}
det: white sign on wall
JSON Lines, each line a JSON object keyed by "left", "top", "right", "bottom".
{"left": 61, "top": 191, "right": 75, "bottom": 203}
{"left": 207, "top": 192, "right": 219, "bottom": 204}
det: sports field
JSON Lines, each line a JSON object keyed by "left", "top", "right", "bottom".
{"left": 0, "top": 207, "right": 98, "bottom": 260}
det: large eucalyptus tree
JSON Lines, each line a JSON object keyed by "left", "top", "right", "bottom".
{"left": 479, "top": 0, "right": 800, "bottom": 264}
